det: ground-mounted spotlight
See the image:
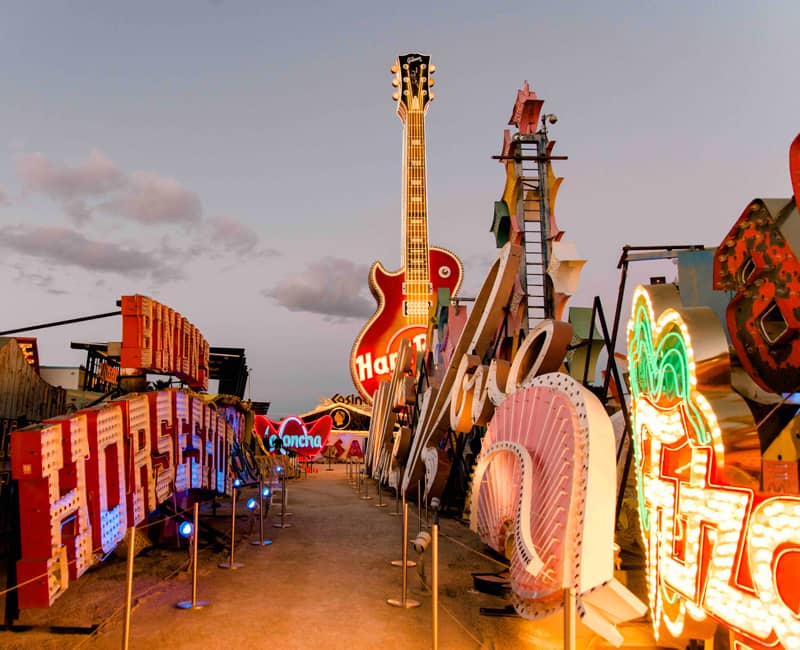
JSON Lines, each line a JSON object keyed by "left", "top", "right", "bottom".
{"left": 178, "top": 520, "right": 194, "bottom": 538}
{"left": 276, "top": 465, "right": 283, "bottom": 474}
{"left": 411, "top": 531, "right": 431, "bottom": 554}
{"left": 262, "top": 486, "right": 271, "bottom": 498}
{"left": 246, "top": 497, "right": 257, "bottom": 511}
{"left": 412, "top": 530, "right": 432, "bottom": 589}
{"left": 233, "top": 478, "right": 243, "bottom": 488}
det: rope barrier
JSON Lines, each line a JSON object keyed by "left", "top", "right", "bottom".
{"left": 439, "top": 532, "right": 509, "bottom": 569}
{"left": 439, "top": 600, "right": 483, "bottom": 647}
{"left": 0, "top": 503, "right": 196, "bottom": 598}
{"left": 73, "top": 554, "right": 192, "bottom": 648}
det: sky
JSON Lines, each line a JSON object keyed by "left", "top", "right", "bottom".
{"left": 0, "top": 1, "right": 798, "bottom": 417}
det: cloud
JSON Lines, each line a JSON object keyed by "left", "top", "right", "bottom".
{"left": 17, "top": 150, "right": 201, "bottom": 226}
{"left": 207, "top": 215, "right": 261, "bottom": 255}
{"left": 264, "top": 257, "right": 374, "bottom": 321}
{"left": 18, "top": 150, "right": 125, "bottom": 215}
{"left": 10, "top": 264, "right": 67, "bottom": 295}
{"left": 99, "top": 171, "right": 202, "bottom": 225}
{"left": 0, "top": 225, "right": 183, "bottom": 282}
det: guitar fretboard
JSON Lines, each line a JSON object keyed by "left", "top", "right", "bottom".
{"left": 402, "top": 102, "right": 431, "bottom": 323}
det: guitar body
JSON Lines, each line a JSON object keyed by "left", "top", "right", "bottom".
{"left": 351, "top": 246, "right": 462, "bottom": 400}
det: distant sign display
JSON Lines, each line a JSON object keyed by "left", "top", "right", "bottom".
{"left": 255, "top": 414, "right": 331, "bottom": 458}
{"left": 120, "top": 295, "right": 210, "bottom": 391}
{"left": 15, "top": 337, "right": 40, "bottom": 374}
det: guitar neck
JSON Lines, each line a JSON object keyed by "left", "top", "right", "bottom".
{"left": 402, "top": 107, "right": 430, "bottom": 291}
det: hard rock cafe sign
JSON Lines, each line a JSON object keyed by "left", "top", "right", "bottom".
{"left": 350, "top": 53, "right": 462, "bottom": 402}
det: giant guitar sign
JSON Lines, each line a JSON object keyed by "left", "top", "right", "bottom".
{"left": 350, "top": 53, "right": 462, "bottom": 401}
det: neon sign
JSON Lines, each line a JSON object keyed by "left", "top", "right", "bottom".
{"left": 11, "top": 389, "right": 243, "bottom": 608}
{"left": 470, "top": 372, "right": 647, "bottom": 644}
{"left": 120, "top": 295, "right": 210, "bottom": 391}
{"left": 628, "top": 284, "right": 800, "bottom": 648}
{"left": 15, "top": 337, "right": 40, "bottom": 373}
{"left": 255, "top": 415, "right": 331, "bottom": 457}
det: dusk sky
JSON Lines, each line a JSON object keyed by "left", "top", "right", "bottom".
{"left": 0, "top": 2, "right": 797, "bottom": 416}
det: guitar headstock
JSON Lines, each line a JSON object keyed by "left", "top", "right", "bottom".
{"left": 391, "top": 53, "right": 435, "bottom": 118}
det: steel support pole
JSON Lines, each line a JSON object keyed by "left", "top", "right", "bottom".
{"left": 563, "top": 587, "right": 576, "bottom": 650}
{"left": 177, "top": 503, "right": 209, "bottom": 608}
{"left": 252, "top": 481, "right": 273, "bottom": 546}
{"left": 375, "top": 479, "right": 387, "bottom": 508}
{"left": 432, "top": 521, "right": 439, "bottom": 650}
{"left": 218, "top": 487, "right": 244, "bottom": 569}
{"left": 390, "top": 491, "right": 416, "bottom": 568}
{"left": 361, "top": 472, "right": 373, "bottom": 500}
{"left": 417, "top": 481, "right": 422, "bottom": 532}
{"left": 121, "top": 527, "right": 135, "bottom": 649}
{"left": 273, "top": 472, "right": 293, "bottom": 528}
{"left": 387, "top": 502, "right": 420, "bottom": 609}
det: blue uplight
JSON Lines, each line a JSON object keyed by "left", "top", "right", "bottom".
{"left": 178, "top": 521, "right": 194, "bottom": 538}
{"left": 276, "top": 466, "right": 283, "bottom": 473}
{"left": 261, "top": 486, "right": 271, "bottom": 498}
{"left": 233, "top": 478, "right": 243, "bottom": 488}
{"left": 246, "top": 497, "right": 257, "bottom": 510}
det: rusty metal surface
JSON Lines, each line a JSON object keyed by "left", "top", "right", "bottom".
{"left": 714, "top": 197, "right": 800, "bottom": 393}
{"left": 0, "top": 338, "right": 66, "bottom": 422}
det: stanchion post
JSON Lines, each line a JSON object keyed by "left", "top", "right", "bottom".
{"left": 273, "top": 469, "right": 294, "bottom": 528}
{"left": 252, "top": 481, "right": 273, "bottom": 546}
{"left": 218, "top": 481, "right": 244, "bottom": 569}
{"left": 177, "top": 503, "right": 209, "bottom": 609}
{"left": 390, "top": 483, "right": 401, "bottom": 516}
{"left": 431, "top": 497, "right": 440, "bottom": 650}
{"left": 417, "top": 480, "right": 422, "bottom": 533}
{"left": 375, "top": 478, "right": 387, "bottom": 508}
{"left": 390, "top": 491, "right": 416, "bottom": 568}
{"left": 387, "top": 502, "right": 420, "bottom": 609}
{"left": 361, "top": 470, "right": 373, "bottom": 500}
{"left": 563, "top": 586, "right": 576, "bottom": 650}
{"left": 121, "top": 526, "right": 135, "bottom": 649}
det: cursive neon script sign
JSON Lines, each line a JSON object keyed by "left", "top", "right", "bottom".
{"left": 628, "top": 284, "right": 800, "bottom": 649}
{"left": 255, "top": 415, "right": 331, "bottom": 457}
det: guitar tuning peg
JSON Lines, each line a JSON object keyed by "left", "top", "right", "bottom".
{"left": 391, "top": 63, "right": 399, "bottom": 73}
{"left": 429, "top": 64, "right": 436, "bottom": 73}
{"left": 429, "top": 92, "right": 435, "bottom": 101}
{"left": 429, "top": 78, "right": 435, "bottom": 87}
{"left": 392, "top": 91, "right": 400, "bottom": 101}
{"left": 392, "top": 78, "right": 400, "bottom": 87}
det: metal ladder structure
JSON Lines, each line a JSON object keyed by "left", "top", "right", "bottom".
{"left": 514, "top": 132, "right": 552, "bottom": 328}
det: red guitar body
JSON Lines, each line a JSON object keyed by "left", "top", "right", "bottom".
{"left": 351, "top": 246, "right": 462, "bottom": 400}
